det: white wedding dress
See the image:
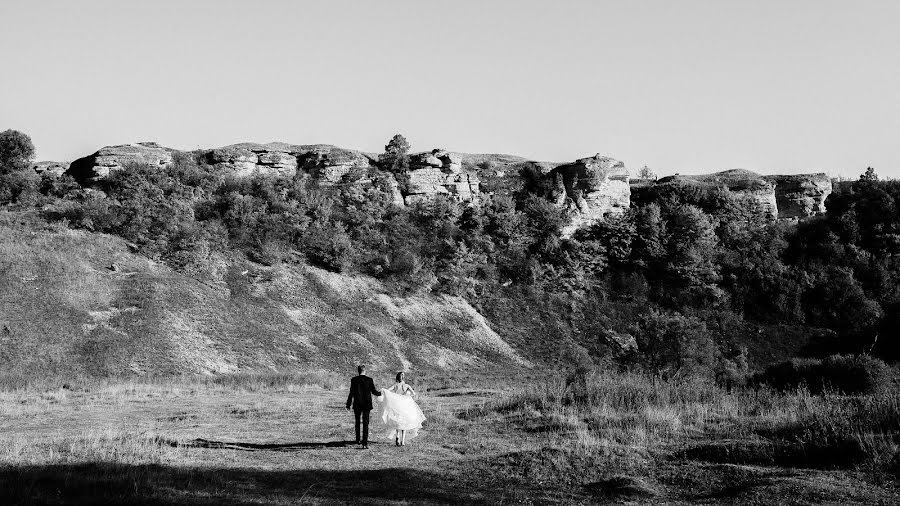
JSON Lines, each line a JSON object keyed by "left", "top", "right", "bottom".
{"left": 375, "top": 382, "right": 426, "bottom": 440}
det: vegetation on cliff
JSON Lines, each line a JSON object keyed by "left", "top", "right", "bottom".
{"left": 2, "top": 133, "right": 899, "bottom": 381}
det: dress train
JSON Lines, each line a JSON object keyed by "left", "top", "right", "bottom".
{"left": 375, "top": 388, "right": 426, "bottom": 440}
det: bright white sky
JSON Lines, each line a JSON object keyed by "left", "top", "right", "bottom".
{"left": 2, "top": 0, "right": 898, "bottom": 178}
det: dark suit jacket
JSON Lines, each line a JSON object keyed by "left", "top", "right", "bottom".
{"left": 346, "top": 374, "right": 381, "bottom": 412}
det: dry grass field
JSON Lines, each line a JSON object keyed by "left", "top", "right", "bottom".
{"left": 1, "top": 371, "right": 897, "bottom": 505}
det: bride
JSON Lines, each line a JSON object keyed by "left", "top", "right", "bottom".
{"left": 376, "top": 372, "right": 426, "bottom": 446}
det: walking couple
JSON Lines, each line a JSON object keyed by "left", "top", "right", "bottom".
{"left": 346, "top": 365, "right": 426, "bottom": 449}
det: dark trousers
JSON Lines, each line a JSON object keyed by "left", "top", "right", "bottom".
{"left": 354, "top": 409, "right": 370, "bottom": 444}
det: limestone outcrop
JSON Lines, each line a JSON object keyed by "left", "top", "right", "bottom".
{"left": 57, "top": 139, "right": 842, "bottom": 226}
{"left": 765, "top": 174, "right": 832, "bottom": 218}
{"left": 405, "top": 172, "right": 481, "bottom": 205}
{"left": 630, "top": 170, "right": 833, "bottom": 221}
{"left": 404, "top": 149, "right": 479, "bottom": 205}
{"left": 205, "top": 143, "right": 299, "bottom": 178}
{"left": 297, "top": 145, "right": 372, "bottom": 184}
{"left": 409, "top": 149, "right": 462, "bottom": 173}
{"left": 636, "top": 169, "right": 778, "bottom": 220}
{"left": 708, "top": 170, "right": 778, "bottom": 219}
{"left": 546, "top": 154, "right": 630, "bottom": 236}
{"left": 67, "top": 142, "right": 174, "bottom": 183}
{"left": 66, "top": 141, "right": 381, "bottom": 185}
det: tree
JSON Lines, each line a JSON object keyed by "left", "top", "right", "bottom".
{"left": 0, "top": 130, "right": 38, "bottom": 203}
{"left": 859, "top": 166, "right": 878, "bottom": 182}
{"left": 631, "top": 203, "right": 666, "bottom": 269}
{"left": 804, "top": 265, "right": 883, "bottom": 340}
{"left": 520, "top": 193, "right": 567, "bottom": 261}
{"left": 378, "top": 134, "right": 410, "bottom": 175}
{"left": 570, "top": 214, "right": 635, "bottom": 277}
{"left": 0, "top": 129, "right": 36, "bottom": 174}
{"left": 638, "top": 165, "right": 657, "bottom": 180}
{"left": 663, "top": 204, "right": 724, "bottom": 306}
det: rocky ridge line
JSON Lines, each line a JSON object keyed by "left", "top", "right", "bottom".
{"left": 52, "top": 141, "right": 835, "bottom": 235}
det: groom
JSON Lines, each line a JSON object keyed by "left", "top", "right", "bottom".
{"left": 346, "top": 364, "right": 382, "bottom": 449}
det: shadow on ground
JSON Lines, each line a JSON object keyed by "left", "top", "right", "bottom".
{"left": 0, "top": 463, "right": 496, "bottom": 505}
{"left": 676, "top": 438, "right": 869, "bottom": 469}
{"left": 172, "top": 438, "right": 361, "bottom": 451}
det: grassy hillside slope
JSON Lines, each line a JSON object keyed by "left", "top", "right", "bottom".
{"left": 0, "top": 211, "right": 530, "bottom": 380}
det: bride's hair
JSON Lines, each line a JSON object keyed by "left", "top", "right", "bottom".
{"left": 396, "top": 371, "right": 404, "bottom": 382}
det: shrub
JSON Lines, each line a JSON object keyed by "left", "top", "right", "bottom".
{"left": 818, "top": 354, "right": 896, "bottom": 394}
{"left": 754, "top": 357, "right": 821, "bottom": 392}
{"left": 53, "top": 192, "right": 123, "bottom": 232}
{"left": 562, "top": 344, "right": 595, "bottom": 387}
{"left": 715, "top": 347, "right": 750, "bottom": 389}
{"left": 755, "top": 354, "right": 896, "bottom": 394}
{"left": 633, "top": 309, "right": 716, "bottom": 379}
{"left": 302, "top": 221, "right": 353, "bottom": 272}
{"left": 40, "top": 173, "right": 81, "bottom": 198}
{"left": 248, "top": 239, "right": 287, "bottom": 266}
{"left": 0, "top": 170, "right": 40, "bottom": 204}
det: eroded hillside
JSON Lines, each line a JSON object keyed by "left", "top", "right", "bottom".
{"left": 0, "top": 211, "right": 529, "bottom": 379}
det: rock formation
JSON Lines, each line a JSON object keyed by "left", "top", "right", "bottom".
{"left": 404, "top": 149, "right": 480, "bottom": 205}
{"left": 711, "top": 170, "right": 778, "bottom": 219}
{"left": 59, "top": 140, "right": 837, "bottom": 225}
{"left": 67, "top": 142, "right": 174, "bottom": 183}
{"left": 60, "top": 142, "right": 492, "bottom": 209}
{"left": 409, "top": 149, "right": 462, "bottom": 173}
{"left": 66, "top": 141, "right": 381, "bottom": 186}
{"left": 764, "top": 174, "right": 832, "bottom": 218}
{"left": 546, "top": 154, "right": 630, "bottom": 237}
{"left": 205, "top": 143, "right": 379, "bottom": 184}
{"left": 205, "top": 143, "right": 298, "bottom": 178}
{"left": 297, "top": 145, "right": 373, "bottom": 184}
{"left": 637, "top": 169, "right": 778, "bottom": 220}
{"left": 630, "top": 170, "right": 833, "bottom": 221}
{"left": 205, "top": 142, "right": 375, "bottom": 182}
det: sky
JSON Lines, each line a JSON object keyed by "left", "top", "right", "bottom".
{"left": 1, "top": 0, "right": 898, "bottom": 178}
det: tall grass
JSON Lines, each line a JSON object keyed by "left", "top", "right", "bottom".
{"left": 205, "top": 370, "right": 343, "bottom": 392}
{"left": 0, "top": 429, "right": 181, "bottom": 466}
{"left": 0, "top": 370, "right": 343, "bottom": 394}
{"left": 473, "top": 370, "right": 900, "bottom": 475}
